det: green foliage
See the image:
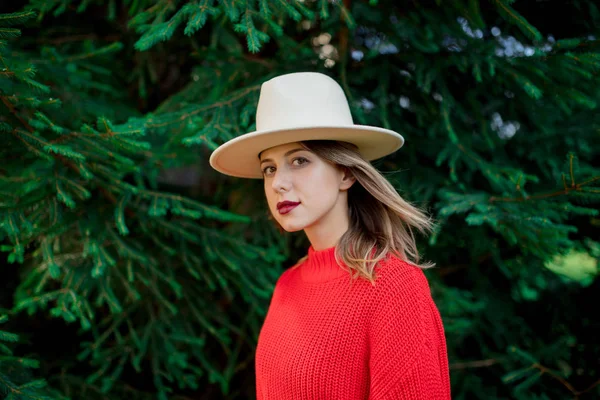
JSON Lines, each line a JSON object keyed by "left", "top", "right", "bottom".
{"left": 0, "top": 5, "right": 285, "bottom": 399}
{"left": 0, "top": 0, "right": 599, "bottom": 399}
{"left": 0, "top": 314, "right": 63, "bottom": 400}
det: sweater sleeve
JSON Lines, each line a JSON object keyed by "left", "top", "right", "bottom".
{"left": 368, "top": 261, "right": 449, "bottom": 400}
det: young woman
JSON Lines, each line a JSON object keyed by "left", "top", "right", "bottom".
{"left": 209, "top": 72, "right": 451, "bottom": 399}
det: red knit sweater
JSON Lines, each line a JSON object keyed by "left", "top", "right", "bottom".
{"left": 255, "top": 245, "right": 451, "bottom": 400}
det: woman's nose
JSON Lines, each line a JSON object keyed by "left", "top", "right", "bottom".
{"left": 271, "top": 168, "right": 291, "bottom": 193}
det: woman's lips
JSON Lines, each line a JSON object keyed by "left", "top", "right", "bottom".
{"left": 278, "top": 204, "right": 299, "bottom": 215}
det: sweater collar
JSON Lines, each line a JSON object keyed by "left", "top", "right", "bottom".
{"left": 299, "top": 245, "right": 350, "bottom": 283}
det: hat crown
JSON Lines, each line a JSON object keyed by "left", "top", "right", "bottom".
{"left": 256, "top": 72, "right": 354, "bottom": 131}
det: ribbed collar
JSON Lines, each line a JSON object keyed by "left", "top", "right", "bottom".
{"left": 299, "top": 245, "right": 350, "bottom": 283}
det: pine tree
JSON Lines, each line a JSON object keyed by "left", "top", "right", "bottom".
{"left": 0, "top": 313, "right": 65, "bottom": 400}
{"left": 1, "top": 1, "right": 599, "bottom": 399}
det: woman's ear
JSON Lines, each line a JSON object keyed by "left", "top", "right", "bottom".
{"left": 340, "top": 167, "right": 356, "bottom": 191}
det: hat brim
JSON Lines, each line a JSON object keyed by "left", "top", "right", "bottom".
{"left": 208, "top": 125, "right": 405, "bottom": 179}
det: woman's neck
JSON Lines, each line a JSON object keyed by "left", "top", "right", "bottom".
{"left": 303, "top": 195, "right": 350, "bottom": 251}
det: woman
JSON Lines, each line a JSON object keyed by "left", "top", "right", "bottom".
{"left": 209, "top": 72, "right": 451, "bottom": 399}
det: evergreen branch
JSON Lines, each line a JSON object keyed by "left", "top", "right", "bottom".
{"left": 450, "top": 358, "right": 500, "bottom": 369}
{"left": 111, "top": 263, "right": 142, "bottom": 302}
{"left": 0, "top": 330, "right": 18, "bottom": 343}
{"left": 35, "top": 33, "right": 120, "bottom": 45}
{"left": 13, "top": 128, "right": 53, "bottom": 148}
{"left": 33, "top": 252, "right": 81, "bottom": 275}
{"left": 186, "top": 285, "right": 245, "bottom": 337}
{"left": 489, "top": 169, "right": 599, "bottom": 202}
{"left": 273, "top": 0, "right": 302, "bottom": 21}
{"left": 258, "top": 0, "right": 271, "bottom": 17}
{"left": 465, "top": 0, "right": 486, "bottom": 30}
{"left": 4, "top": 94, "right": 92, "bottom": 172}
{"left": 506, "top": 69, "right": 543, "bottom": 99}
{"left": 134, "top": 10, "right": 185, "bottom": 51}
{"left": 13, "top": 288, "right": 77, "bottom": 312}
{"left": 336, "top": 0, "right": 356, "bottom": 30}
{"left": 87, "top": 312, "right": 130, "bottom": 356}
{"left": 0, "top": 373, "right": 50, "bottom": 400}
{"left": 0, "top": 174, "right": 40, "bottom": 183}
{"left": 1, "top": 95, "right": 35, "bottom": 132}
{"left": 0, "top": 28, "right": 21, "bottom": 39}
{"left": 291, "top": 0, "right": 316, "bottom": 21}
{"left": 142, "top": 275, "right": 178, "bottom": 315}
{"left": 577, "top": 378, "right": 600, "bottom": 397}
{"left": 183, "top": 298, "right": 233, "bottom": 356}
{"left": 28, "top": 42, "right": 124, "bottom": 64}
{"left": 552, "top": 38, "right": 600, "bottom": 52}
{"left": 220, "top": 0, "right": 241, "bottom": 22}
{"left": 518, "top": 358, "right": 600, "bottom": 397}
{"left": 0, "top": 355, "right": 40, "bottom": 367}
{"left": 490, "top": 0, "right": 543, "bottom": 41}
{"left": 9, "top": 129, "right": 50, "bottom": 159}
{"left": 144, "top": 85, "right": 260, "bottom": 129}
{"left": 234, "top": 6, "right": 269, "bottom": 54}
{"left": 578, "top": 176, "right": 600, "bottom": 187}
{"left": 176, "top": 219, "right": 279, "bottom": 263}
{"left": 75, "top": 136, "right": 137, "bottom": 166}
{"left": 489, "top": 184, "right": 598, "bottom": 202}
{"left": 49, "top": 127, "right": 145, "bottom": 144}
{"left": 96, "top": 169, "right": 250, "bottom": 222}
{"left": 319, "top": 0, "right": 330, "bottom": 19}
{"left": 0, "top": 11, "right": 36, "bottom": 27}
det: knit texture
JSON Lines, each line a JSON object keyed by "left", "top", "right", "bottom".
{"left": 255, "top": 245, "right": 451, "bottom": 399}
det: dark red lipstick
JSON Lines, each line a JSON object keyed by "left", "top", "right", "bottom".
{"left": 277, "top": 201, "right": 300, "bottom": 215}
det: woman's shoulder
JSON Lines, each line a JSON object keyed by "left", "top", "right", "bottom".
{"left": 375, "top": 251, "right": 424, "bottom": 278}
{"left": 271, "top": 258, "right": 306, "bottom": 292}
{"left": 368, "top": 252, "right": 434, "bottom": 336}
{"left": 373, "top": 251, "right": 432, "bottom": 295}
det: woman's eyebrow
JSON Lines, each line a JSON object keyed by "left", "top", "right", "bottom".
{"left": 260, "top": 148, "right": 306, "bottom": 165}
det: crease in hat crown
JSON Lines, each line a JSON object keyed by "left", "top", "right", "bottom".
{"left": 208, "top": 71, "right": 405, "bottom": 179}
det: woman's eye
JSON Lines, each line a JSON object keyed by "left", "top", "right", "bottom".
{"left": 293, "top": 157, "right": 308, "bottom": 166}
{"left": 262, "top": 166, "right": 274, "bottom": 175}
{"left": 262, "top": 157, "right": 308, "bottom": 176}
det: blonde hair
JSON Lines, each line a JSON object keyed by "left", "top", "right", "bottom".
{"left": 268, "top": 140, "right": 437, "bottom": 285}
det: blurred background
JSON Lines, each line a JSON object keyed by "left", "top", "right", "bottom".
{"left": 0, "top": 0, "right": 599, "bottom": 399}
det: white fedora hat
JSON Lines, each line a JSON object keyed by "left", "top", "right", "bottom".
{"left": 208, "top": 72, "right": 404, "bottom": 179}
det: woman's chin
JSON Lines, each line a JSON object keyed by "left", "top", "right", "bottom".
{"left": 280, "top": 223, "right": 305, "bottom": 233}
{"left": 277, "top": 216, "right": 309, "bottom": 232}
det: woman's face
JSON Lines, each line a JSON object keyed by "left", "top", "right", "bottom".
{"left": 259, "top": 142, "right": 355, "bottom": 234}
